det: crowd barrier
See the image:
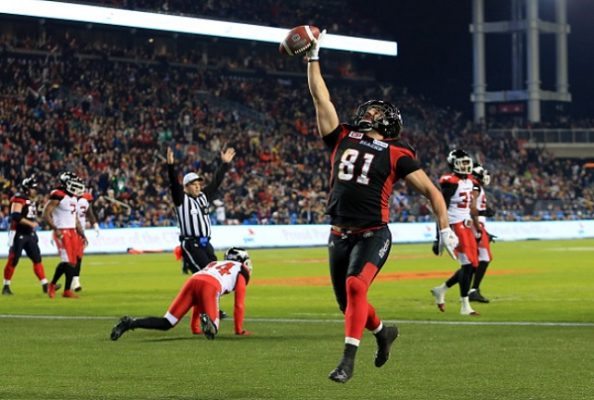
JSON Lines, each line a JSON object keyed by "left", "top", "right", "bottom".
{"left": 1, "top": 220, "right": 593, "bottom": 256}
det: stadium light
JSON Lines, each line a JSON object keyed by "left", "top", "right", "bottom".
{"left": 0, "top": 0, "right": 397, "bottom": 56}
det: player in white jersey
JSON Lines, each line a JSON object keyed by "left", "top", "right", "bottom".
{"left": 42, "top": 172, "right": 86, "bottom": 299}
{"left": 110, "top": 247, "right": 253, "bottom": 341}
{"left": 469, "top": 164, "right": 495, "bottom": 303}
{"left": 430, "top": 150, "right": 481, "bottom": 315}
{"left": 73, "top": 184, "right": 100, "bottom": 292}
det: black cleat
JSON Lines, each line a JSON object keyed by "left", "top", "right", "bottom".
{"left": 111, "top": 316, "right": 135, "bottom": 341}
{"left": 374, "top": 325, "right": 399, "bottom": 367}
{"left": 200, "top": 313, "right": 218, "bottom": 340}
{"left": 219, "top": 310, "right": 228, "bottom": 320}
{"left": 469, "top": 290, "right": 490, "bottom": 303}
{"left": 74, "top": 286, "right": 82, "bottom": 292}
{"left": 328, "top": 357, "right": 355, "bottom": 383}
{"left": 2, "top": 285, "right": 13, "bottom": 295}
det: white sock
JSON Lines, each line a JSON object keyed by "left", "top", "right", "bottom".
{"left": 40, "top": 278, "right": 48, "bottom": 285}
{"left": 461, "top": 296, "right": 471, "bottom": 309}
{"left": 345, "top": 337, "right": 360, "bottom": 347}
{"left": 3, "top": 279, "right": 10, "bottom": 286}
{"left": 72, "top": 277, "right": 80, "bottom": 288}
{"left": 372, "top": 322, "right": 384, "bottom": 335}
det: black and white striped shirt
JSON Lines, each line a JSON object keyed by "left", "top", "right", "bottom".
{"left": 167, "top": 162, "right": 230, "bottom": 239}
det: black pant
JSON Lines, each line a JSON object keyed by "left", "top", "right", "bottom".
{"left": 180, "top": 237, "right": 217, "bottom": 273}
{"left": 328, "top": 225, "right": 392, "bottom": 312}
{"left": 9, "top": 232, "right": 42, "bottom": 266}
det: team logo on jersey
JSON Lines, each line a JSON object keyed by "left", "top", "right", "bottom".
{"left": 371, "top": 139, "right": 389, "bottom": 149}
{"left": 348, "top": 132, "right": 364, "bottom": 139}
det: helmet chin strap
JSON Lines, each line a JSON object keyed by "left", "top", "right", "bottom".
{"left": 357, "top": 119, "right": 373, "bottom": 132}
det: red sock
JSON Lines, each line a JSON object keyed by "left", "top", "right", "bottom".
{"left": 4, "top": 254, "right": 15, "bottom": 280}
{"left": 33, "top": 263, "right": 46, "bottom": 281}
{"left": 365, "top": 303, "right": 381, "bottom": 331}
{"left": 344, "top": 276, "right": 369, "bottom": 340}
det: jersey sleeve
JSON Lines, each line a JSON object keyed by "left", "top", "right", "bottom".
{"left": 49, "top": 189, "right": 66, "bottom": 201}
{"left": 10, "top": 196, "right": 26, "bottom": 205}
{"left": 439, "top": 176, "right": 459, "bottom": 207}
{"left": 321, "top": 124, "right": 347, "bottom": 150}
{"left": 203, "top": 162, "right": 230, "bottom": 200}
{"left": 166, "top": 164, "right": 184, "bottom": 206}
{"left": 395, "top": 156, "right": 421, "bottom": 178}
{"left": 233, "top": 274, "right": 247, "bottom": 334}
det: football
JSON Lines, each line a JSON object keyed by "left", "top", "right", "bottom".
{"left": 278, "top": 25, "right": 320, "bottom": 56}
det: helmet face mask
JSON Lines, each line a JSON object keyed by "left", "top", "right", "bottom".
{"left": 447, "top": 149, "right": 473, "bottom": 175}
{"left": 59, "top": 172, "right": 85, "bottom": 196}
{"left": 354, "top": 100, "right": 403, "bottom": 139}
{"left": 473, "top": 164, "right": 491, "bottom": 186}
{"left": 224, "top": 247, "right": 252, "bottom": 272}
{"left": 68, "top": 177, "right": 86, "bottom": 197}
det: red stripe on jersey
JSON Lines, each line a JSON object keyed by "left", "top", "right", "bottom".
{"left": 380, "top": 148, "right": 399, "bottom": 223}
{"left": 50, "top": 189, "right": 67, "bottom": 200}
{"left": 439, "top": 174, "right": 461, "bottom": 185}
{"left": 10, "top": 196, "right": 27, "bottom": 204}
{"left": 82, "top": 192, "right": 93, "bottom": 201}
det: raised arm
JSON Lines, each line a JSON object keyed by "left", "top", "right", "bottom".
{"left": 202, "top": 147, "right": 235, "bottom": 199}
{"left": 306, "top": 32, "right": 340, "bottom": 137}
{"left": 166, "top": 147, "right": 184, "bottom": 206}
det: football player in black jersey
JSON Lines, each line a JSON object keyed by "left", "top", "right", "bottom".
{"left": 2, "top": 175, "right": 51, "bottom": 295}
{"left": 306, "top": 31, "right": 458, "bottom": 383}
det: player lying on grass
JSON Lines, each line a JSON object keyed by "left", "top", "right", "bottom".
{"left": 110, "top": 247, "right": 253, "bottom": 341}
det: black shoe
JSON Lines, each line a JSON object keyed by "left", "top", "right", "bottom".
{"left": 328, "top": 357, "right": 355, "bottom": 383}
{"left": 42, "top": 283, "right": 48, "bottom": 293}
{"left": 200, "top": 313, "right": 218, "bottom": 340}
{"left": 111, "top": 316, "right": 135, "bottom": 341}
{"left": 219, "top": 310, "right": 228, "bottom": 320}
{"left": 469, "top": 290, "right": 490, "bottom": 303}
{"left": 2, "top": 285, "right": 13, "bottom": 295}
{"left": 374, "top": 325, "right": 399, "bottom": 367}
{"left": 74, "top": 286, "right": 82, "bottom": 292}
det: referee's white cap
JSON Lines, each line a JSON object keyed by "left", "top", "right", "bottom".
{"left": 183, "top": 172, "right": 204, "bottom": 186}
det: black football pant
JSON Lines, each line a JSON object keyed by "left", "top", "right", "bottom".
{"left": 181, "top": 238, "right": 217, "bottom": 273}
{"left": 328, "top": 225, "right": 392, "bottom": 312}
{"left": 9, "top": 233, "right": 42, "bottom": 266}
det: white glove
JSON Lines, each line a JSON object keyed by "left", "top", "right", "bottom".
{"left": 93, "top": 223, "right": 100, "bottom": 237}
{"left": 438, "top": 227, "right": 459, "bottom": 260}
{"left": 306, "top": 29, "right": 326, "bottom": 61}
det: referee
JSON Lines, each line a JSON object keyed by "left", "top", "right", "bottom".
{"left": 166, "top": 146, "right": 236, "bottom": 274}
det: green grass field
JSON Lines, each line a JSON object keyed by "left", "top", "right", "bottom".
{"left": 1, "top": 239, "right": 593, "bottom": 400}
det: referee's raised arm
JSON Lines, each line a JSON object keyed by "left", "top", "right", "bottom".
{"left": 166, "top": 147, "right": 184, "bottom": 206}
{"left": 202, "top": 147, "right": 236, "bottom": 199}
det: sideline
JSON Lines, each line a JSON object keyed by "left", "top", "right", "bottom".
{"left": 1, "top": 314, "right": 593, "bottom": 327}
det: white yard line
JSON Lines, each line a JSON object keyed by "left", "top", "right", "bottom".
{"left": 1, "top": 314, "right": 593, "bottom": 327}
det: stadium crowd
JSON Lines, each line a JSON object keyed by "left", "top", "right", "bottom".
{"left": 1, "top": 23, "right": 593, "bottom": 231}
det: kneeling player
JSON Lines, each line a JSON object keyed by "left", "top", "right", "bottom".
{"left": 110, "top": 247, "right": 253, "bottom": 340}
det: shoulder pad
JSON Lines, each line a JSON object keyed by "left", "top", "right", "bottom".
{"left": 389, "top": 139, "right": 417, "bottom": 157}
{"left": 440, "top": 174, "right": 460, "bottom": 184}
{"left": 50, "top": 189, "right": 67, "bottom": 199}
{"left": 10, "top": 194, "right": 27, "bottom": 204}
